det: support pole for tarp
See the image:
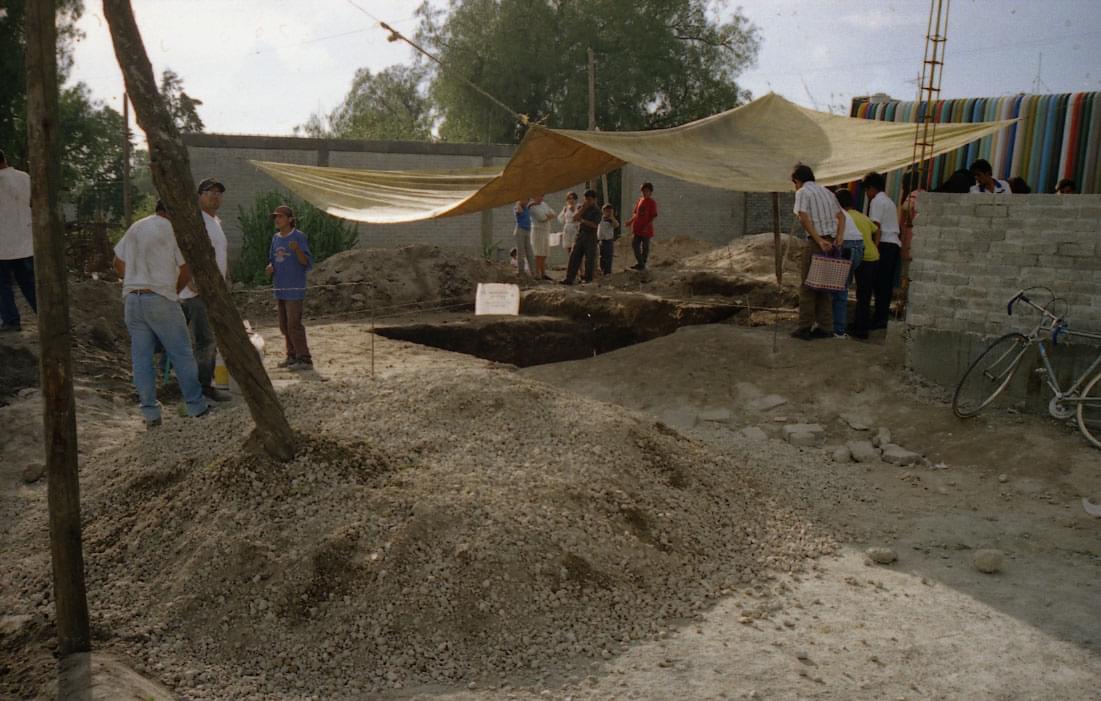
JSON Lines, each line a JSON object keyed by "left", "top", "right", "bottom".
{"left": 771, "top": 192, "right": 782, "bottom": 285}
{"left": 26, "top": 0, "right": 92, "bottom": 657}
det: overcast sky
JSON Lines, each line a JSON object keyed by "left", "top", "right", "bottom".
{"left": 69, "top": 0, "right": 1101, "bottom": 137}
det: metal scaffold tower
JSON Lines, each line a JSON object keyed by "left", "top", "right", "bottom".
{"left": 911, "top": 0, "right": 951, "bottom": 191}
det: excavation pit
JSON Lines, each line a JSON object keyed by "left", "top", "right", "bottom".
{"left": 374, "top": 288, "right": 742, "bottom": 366}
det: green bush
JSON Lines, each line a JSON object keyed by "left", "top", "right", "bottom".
{"left": 234, "top": 191, "right": 359, "bottom": 286}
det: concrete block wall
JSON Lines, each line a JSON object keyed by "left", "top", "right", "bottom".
{"left": 905, "top": 192, "right": 1101, "bottom": 397}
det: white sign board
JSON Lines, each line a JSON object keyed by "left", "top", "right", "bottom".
{"left": 475, "top": 283, "right": 521, "bottom": 316}
{"left": 548, "top": 232, "right": 563, "bottom": 248}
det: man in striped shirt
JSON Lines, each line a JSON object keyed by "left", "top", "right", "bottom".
{"left": 790, "top": 164, "right": 846, "bottom": 341}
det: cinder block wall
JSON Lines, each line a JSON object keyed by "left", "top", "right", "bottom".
{"left": 906, "top": 193, "right": 1101, "bottom": 401}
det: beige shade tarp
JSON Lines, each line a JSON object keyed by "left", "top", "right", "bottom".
{"left": 253, "top": 93, "right": 1014, "bottom": 224}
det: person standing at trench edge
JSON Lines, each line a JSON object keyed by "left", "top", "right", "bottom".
{"left": 790, "top": 164, "right": 845, "bottom": 341}
{"left": 563, "top": 189, "right": 600, "bottom": 284}
{"left": 626, "top": 182, "right": 658, "bottom": 271}
{"left": 0, "top": 149, "right": 36, "bottom": 333}
{"left": 862, "top": 172, "right": 901, "bottom": 330}
{"left": 265, "top": 205, "right": 314, "bottom": 370}
{"left": 179, "top": 177, "right": 232, "bottom": 402}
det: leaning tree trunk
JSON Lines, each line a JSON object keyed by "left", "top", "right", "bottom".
{"left": 101, "top": 0, "right": 294, "bottom": 461}
{"left": 26, "top": 0, "right": 92, "bottom": 656}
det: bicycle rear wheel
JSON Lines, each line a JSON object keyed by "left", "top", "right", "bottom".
{"left": 952, "top": 333, "right": 1031, "bottom": 418}
{"left": 1076, "top": 372, "right": 1101, "bottom": 449}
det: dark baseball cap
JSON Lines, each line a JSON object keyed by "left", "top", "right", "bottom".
{"left": 270, "top": 205, "right": 295, "bottom": 219}
{"left": 197, "top": 177, "right": 225, "bottom": 193}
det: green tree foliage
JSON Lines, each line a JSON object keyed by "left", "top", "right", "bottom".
{"left": 60, "top": 84, "right": 130, "bottom": 222}
{"left": 297, "top": 64, "right": 432, "bottom": 140}
{"left": 159, "top": 68, "right": 205, "bottom": 134}
{"left": 0, "top": 0, "right": 85, "bottom": 166}
{"left": 415, "top": 0, "right": 760, "bottom": 143}
{"left": 235, "top": 191, "right": 359, "bottom": 286}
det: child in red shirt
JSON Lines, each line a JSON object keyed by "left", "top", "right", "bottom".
{"left": 626, "top": 182, "right": 657, "bottom": 270}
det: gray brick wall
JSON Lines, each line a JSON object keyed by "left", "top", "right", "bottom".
{"left": 909, "top": 193, "right": 1101, "bottom": 337}
{"left": 906, "top": 193, "right": 1101, "bottom": 397}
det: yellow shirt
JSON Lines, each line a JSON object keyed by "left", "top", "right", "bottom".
{"left": 848, "top": 209, "right": 880, "bottom": 262}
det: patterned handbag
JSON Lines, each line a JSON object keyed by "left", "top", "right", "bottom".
{"left": 803, "top": 250, "right": 851, "bottom": 292}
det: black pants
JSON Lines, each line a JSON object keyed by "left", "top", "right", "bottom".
{"left": 0, "top": 256, "right": 36, "bottom": 326}
{"left": 872, "top": 242, "right": 900, "bottom": 327}
{"left": 599, "top": 239, "right": 614, "bottom": 274}
{"left": 632, "top": 235, "right": 651, "bottom": 269}
{"left": 852, "top": 259, "right": 878, "bottom": 335}
{"left": 566, "top": 231, "right": 597, "bottom": 283}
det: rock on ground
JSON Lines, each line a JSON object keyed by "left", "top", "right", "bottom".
{"left": 881, "top": 444, "right": 921, "bottom": 467}
{"left": 847, "top": 440, "right": 880, "bottom": 463}
{"left": 866, "top": 547, "right": 898, "bottom": 564}
{"left": 974, "top": 549, "right": 1005, "bottom": 574}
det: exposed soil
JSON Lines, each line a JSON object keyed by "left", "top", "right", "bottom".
{"left": 2, "top": 241, "right": 1098, "bottom": 700}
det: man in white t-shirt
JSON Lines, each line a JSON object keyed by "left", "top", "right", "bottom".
{"left": 0, "top": 149, "right": 37, "bottom": 333}
{"left": 790, "top": 164, "right": 846, "bottom": 341}
{"left": 179, "top": 177, "right": 231, "bottom": 402}
{"left": 113, "top": 201, "right": 208, "bottom": 428}
{"left": 862, "top": 172, "right": 901, "bottom": 330}
{"left": 968, "top": 159, "right": 1011, "bottom": 194}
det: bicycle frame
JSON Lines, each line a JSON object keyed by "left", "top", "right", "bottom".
{"left": 1011, "top": 293, "right": 1101, "bottom": 406}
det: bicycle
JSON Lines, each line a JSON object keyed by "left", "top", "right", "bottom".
{"left": 952, "top": 287, "right": 1101, "bottom": 449}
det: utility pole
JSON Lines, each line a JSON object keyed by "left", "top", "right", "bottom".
{"left": 25, "top": 0, "right": 92, "bottom": 657}
{"left": 102, "top": 0, "right": 296, "bottom": 461}
{"left": 586, "top": 47, "right": 610, "bottom": 205}
{"left": 122, "top": 92, "right": 132, "bottom": 227}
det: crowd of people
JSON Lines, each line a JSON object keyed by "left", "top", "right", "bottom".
{"left": 790, "top": 158, "right": 1080, "bottom": 342}
{"left": 511, "top": 182, "right": 658, "bottom": 284}
{"left": 109, "top": 178, "right": 314, "bottom": 428}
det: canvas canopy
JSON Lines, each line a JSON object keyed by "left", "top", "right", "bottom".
{"left": 253, "top": 93, "right": 1014, "bottom": 224}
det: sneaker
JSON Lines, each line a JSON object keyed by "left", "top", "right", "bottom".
{"left": 790, "top": 327, "right": 815, "bottom": 341}
{"left": 193, "top": 407, "right": 211, "bottom": 418}
{"left": 849, "top": 330, "right": 869, "bottom": 340}
{"left": 810, "top": 328, "right": 832, "bottom": 339}
{"left": 277, "top": 357, "right": 297, "bottom": 368}
{"left": 0, "top": 322, "right": 21, "bottom": 333}
{"left": 560, "top": 280, "right": 574, "bottom": 286}
{"left": 291, "top": 359, "right": 313, "bottom": 370}
{"left": 145, "top": 417, "right": 162, "bottom": 430}
{"left": 832, "top": 332, "right": 848, "bottom": 339}
{"left": 202, "top": 386, "right": 232, "bottom": 402}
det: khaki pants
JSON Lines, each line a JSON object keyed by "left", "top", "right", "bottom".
{"left": 798, "top": 240, "right": 833, "bottom": 330}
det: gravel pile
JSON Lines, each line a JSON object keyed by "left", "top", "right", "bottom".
{"left": 38, "top": 363, "right": 835, "bottom": 699}
{"left": 678, "top": 232, "right": 803, "bottom": 280}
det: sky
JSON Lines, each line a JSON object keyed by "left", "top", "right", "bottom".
{"left": 68, "top": 0, "right": 1101, "bottom": 137}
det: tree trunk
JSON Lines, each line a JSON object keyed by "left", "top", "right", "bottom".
{"left": 25, "top": 0, "right": 92, "bottom": 657}
{"left": 101, "top": 0, "right": 294, "bottom": 461}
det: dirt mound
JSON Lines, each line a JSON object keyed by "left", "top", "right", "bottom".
{"left": 277, "top": 245, "right": 515, "bottom": 320}
{"left": 62, "top": 367, "right": 832, "bottom": 699}
{"left": 678, "top": 232, "right": 803, "bottom": 279}
{"left": 613, "top": 234, "right": 717, "bottom": 268}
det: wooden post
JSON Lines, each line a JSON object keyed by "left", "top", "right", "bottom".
{"left": 25, "top": 0, "right": 92, "bottom": 657}
{"left": 771, "top": 192, "right": 782, "bottom": 285}
{"left": 122, "top": 92, "right": 131, "bottom": 227}
{"left": 586, "top": 47, "right": 610, "bottom": 204}
{"left": 102, "top": 0, "right": 295, "bottom": 461}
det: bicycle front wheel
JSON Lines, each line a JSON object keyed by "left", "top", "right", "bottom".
{"left": 952, "top": 333, "right": 1031, "bottom": 418}
{"left": 1076, "top": 372, "right": 1101, "bottom": 449}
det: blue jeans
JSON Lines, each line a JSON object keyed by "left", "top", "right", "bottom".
{"left": 124, "top": 292, "right": 207, "bottom": 422}
{"left": 832, "top": 241, "right": 863, "bottom": 335}
{"left": 0, "top": 256, "right": 36, "bottom": 326}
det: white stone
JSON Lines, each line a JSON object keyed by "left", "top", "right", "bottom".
{"left": 659, "top": 407, "right": 698, "bottom": 430}
{"left": 738, "top": 426, "right": 769, "bottom": 442}
{"left": 974, "top": 549, "right": 1004, "bottom": 574}
{"left": 881, "top": 444, "right": 920, "bottom": 467}
{"left": 840, "top": 413, "right": 873, "bottom": 431}
{"left": 847, "top": 440, "right": 880, "bottom": 463}
{"left": 699, "top": 407, "right": 732, "bottom": 423}
{"left": 748, "top": 395, "right": 788, "bottom": 412}
{"left": 831, "top": 445, "right": 852, "bottom": 462}
{"left": 872, "top": 427, "right": 892, "bottom": 447}
{"left": 866, "top": 547, "right": 898, "bottom": 564}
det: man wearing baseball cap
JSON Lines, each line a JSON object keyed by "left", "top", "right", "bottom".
{"left": 179, "top": 177, "right": 231, "bottom": 401}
